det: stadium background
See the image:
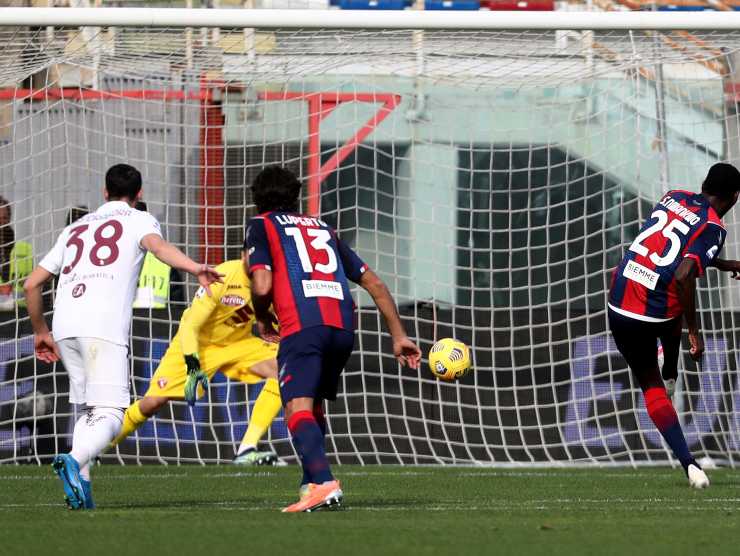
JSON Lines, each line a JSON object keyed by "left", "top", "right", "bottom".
{"left": 1, "top": 2, "right": 740, "bottom": 468}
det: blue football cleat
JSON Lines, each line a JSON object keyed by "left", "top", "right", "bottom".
{"left": 51, "top": 454, "right": 85, "bottom": 510}
{"left": 81, "top": 479, "right": 95, "bottom": 509}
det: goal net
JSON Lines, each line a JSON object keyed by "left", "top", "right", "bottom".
{"left": 2, "top": 9, "right": 740, "bottom": 466}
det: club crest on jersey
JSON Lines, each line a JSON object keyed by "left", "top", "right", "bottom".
{"left": 221, "top": 295, "right": 245, "bottom": 307}
{"left": 72, "top": 283, "right": 87, "bottom": 298}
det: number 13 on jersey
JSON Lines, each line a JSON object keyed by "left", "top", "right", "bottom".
{"left": 285, "top": 227, "right": 337, "bottom": 274}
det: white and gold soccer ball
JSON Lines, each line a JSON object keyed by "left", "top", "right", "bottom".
{"left": 428, "top": 338, "right": 471, "bottom": 381}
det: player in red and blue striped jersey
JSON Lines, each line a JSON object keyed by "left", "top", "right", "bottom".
{"left": 610, "top": 188, "right": 727, "bottom": 321}
{"left": 608, "top": 162, "right": 740, "bottom": 489}
{"left": 246, "top": 211, "right": 367, "bottom": 339}
{"left": 245, "top": 166, "right": 421, "bottom": 512}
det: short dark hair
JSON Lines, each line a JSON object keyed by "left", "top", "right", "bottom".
{"left": 0, "top": 195, "right": 10, "bottom": 220}
{"left": 251, "top": 166, "right": 301, "bottom": 213}
{"left": 702, "top": 163, "right": 740, "bottom": 200}
{"left": 106, "top": 164, "right": 142, "bottom": 201}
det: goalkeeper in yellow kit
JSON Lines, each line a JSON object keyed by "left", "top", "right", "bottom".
{"left": 110, "top": 252, "right": 282, "bottom": 465}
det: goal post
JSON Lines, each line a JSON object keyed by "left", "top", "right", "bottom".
{"left": 2, "top": 8, "right": 740, "bottom": 466}
{"left": 3, "top": 8, "right": 740, "bottom": 30}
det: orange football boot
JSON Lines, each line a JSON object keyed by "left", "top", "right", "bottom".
{"left": 281, "top": 480, "right": 343, "bottom": 513}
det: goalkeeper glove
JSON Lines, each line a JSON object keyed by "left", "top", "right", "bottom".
{"left": 183, "top": 354, "right": 208, "bottom": 406}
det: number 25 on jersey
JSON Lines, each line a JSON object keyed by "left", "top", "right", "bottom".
{"left": 628, "top": 210, "right": 689, "bottom": 267}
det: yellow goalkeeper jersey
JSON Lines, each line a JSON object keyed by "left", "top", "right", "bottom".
{"left": 176, "top": 259, "right": 258, "bottom": 355}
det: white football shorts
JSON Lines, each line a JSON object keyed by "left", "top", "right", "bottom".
{"left": 57, "top": 337, "right": 130, "bottom": 408}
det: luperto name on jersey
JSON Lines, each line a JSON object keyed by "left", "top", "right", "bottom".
{"left": 274, "top": 214, "right": 327, "bottom": 227}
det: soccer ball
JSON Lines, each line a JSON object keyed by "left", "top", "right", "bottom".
{"left": 428, "top": 338, "right": 471, "bottom": 381}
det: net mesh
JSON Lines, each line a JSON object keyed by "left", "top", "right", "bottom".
{"left": 2, "top": 19, "right": 740, "bottom": 465}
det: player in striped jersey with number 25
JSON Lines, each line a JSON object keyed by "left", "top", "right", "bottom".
{"left": 245, "top": 166, "right": 422, "bottom": 512}
{"left": 609, "top": 162, "right": 740, "bottom": 489}
{"left": 23, "top": 164, "right": 222, "bottom": 510}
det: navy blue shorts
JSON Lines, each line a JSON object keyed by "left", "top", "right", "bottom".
{"left": 608, "top": 307, "right": 681, "bottom": 379}
{"left": 277, "top": 326, "right": 355, "bottom": 403}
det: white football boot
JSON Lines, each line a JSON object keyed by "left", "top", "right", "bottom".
{"left": 688, "top": 464, "right": 710, "bottom": 489}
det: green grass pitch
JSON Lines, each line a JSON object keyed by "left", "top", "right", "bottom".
{"left": 3, "top": 465, "right": 740, "bottom": 555}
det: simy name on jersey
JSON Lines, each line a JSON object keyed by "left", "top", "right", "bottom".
{"left": 658, "top": 195, "right": 701, "bottom": 226}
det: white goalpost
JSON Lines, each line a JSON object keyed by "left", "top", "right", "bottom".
{"left": 2, "top": 7, "right": 740, "bottom": 467}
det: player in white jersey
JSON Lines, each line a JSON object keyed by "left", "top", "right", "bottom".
{"left": 23, "top": 164, "right": 222, "bottom": 510}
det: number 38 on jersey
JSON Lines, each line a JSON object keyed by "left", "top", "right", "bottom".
{"left": 62, "top": 220, "right": 124, "bottom": 274}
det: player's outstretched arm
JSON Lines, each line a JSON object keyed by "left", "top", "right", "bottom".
{"left": 23, "top": 266, "right": 61, "bottom": 363}
{"left": 675, "top": 257, "right": 703, "bottom": 361}
{"left": 712, "top": 258, "right": 740, "bottom": 280}
{"left": 140, "top": 234, "right": 223, "bottom": 295}
{"left": 179, "top": 289, "right": 220, "bottom": 404}
{"left": 359, "top": 269, "right": 421, "bottom": 369}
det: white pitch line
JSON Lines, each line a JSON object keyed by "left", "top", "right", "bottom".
{"left": 0, "top": 470, "right": 436, "bottom": 481}
{"left": 0, "top": 503, "right": 59, "bottom": 508}
{"left": 3, "top": 499, "right": 740, "bottom": 511}
{"left": 455, "top": 471, "right": 683, "bottom": 478}
{"left": 2, "top": 469, "right": 739, "bottom": 482}
{"left": 0, "top": 473, "right": 191, "bottom": 481}
{"left": 2, "top": 469, "right": 718, "bottom": 481}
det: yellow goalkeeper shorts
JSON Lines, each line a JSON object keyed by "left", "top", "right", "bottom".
{"left": 145, "top": 336, "right": 278, "bottom": 399}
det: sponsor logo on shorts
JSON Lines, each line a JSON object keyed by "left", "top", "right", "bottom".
{"left": 221, "top": 295, "right": 245, "bottom": 307}
{"left": 707, "top": 245, "right": 719, "bottom": 260}
{"left": 622, "top": 260, "right": 660, "bottom": 290}
{"left": 157, "top": 378, "right": 168, "bottom": 389}
{"left": 302, "top": 279, "right": 344, "bottom": 300}
{"left": 72, "top": 283, "right": 87, "bottom": 298}
{"left": 85, "top": 408, "right": 106, "bottom": 426}
{"left": 278, "top": 363, "right": 292, "bottom": 387}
